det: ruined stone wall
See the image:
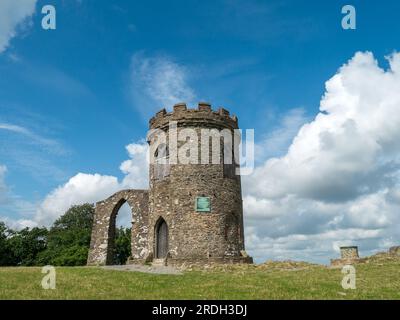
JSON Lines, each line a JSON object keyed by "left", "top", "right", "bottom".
{"left": 389, "top": 246, "right": 400, "bottom": 256}
{"left": 87, "top": 189, "right": 149, "bottom": 265}
{"left": 340, "top": 246, "right": 359, "bottom": 260}
{"left": 330, "top": 246, "right": 360, "bottom": 266}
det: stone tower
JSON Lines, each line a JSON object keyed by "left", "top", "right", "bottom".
{"left": 87, "top": 102, "right": 252, "bottom": 266}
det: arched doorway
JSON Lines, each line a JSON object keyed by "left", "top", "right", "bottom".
{"left": 155, "top": 218, "right": 168, "bottom": 258}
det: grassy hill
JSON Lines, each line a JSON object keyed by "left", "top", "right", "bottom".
{"left": 0, "top": 254, "right": 399, "bottom": 300}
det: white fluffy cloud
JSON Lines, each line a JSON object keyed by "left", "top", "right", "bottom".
{"left": 1, "top": 216, "right": 38, "bottom": 230}
{"left": 244, "top": 52, "right": 400, "bottom": 263}
{"left": 254, "top": 108, "right": 309, "bottom": 161}
{"left": 248, "top": 52, "right": 400, "bottom": 202}
{"left": 35, "top": 173, "right": 121, "bottom": 225}
{"left": 120, "top": 142, "right": 149, "bottom": 189}
{"left": 34, "top": 142, "right": 149, "bottom": 226}
{"left": 130, "top": 53, "right": 196, "bottom": 116}
{"left": 0, "top": 0, "right": 37, "bottom": 53}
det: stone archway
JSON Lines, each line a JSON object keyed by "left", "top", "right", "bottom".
{"left": 87, "top": 190, "right": 149, "bottom": 266}
{"left": 105, "top": 198, "right": 131, "bottom": 265}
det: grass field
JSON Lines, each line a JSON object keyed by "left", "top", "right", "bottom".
{"left": 1, "top": 257, "right": 399, "bottom": 300}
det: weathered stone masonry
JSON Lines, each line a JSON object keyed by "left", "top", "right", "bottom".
{"left": 87, "top": 190, "right": 149, "bottom": 265}
{"left": 87, "top": 102, "right": 253, "bottom": 266}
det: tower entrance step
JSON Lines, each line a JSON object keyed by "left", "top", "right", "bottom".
{"left": 152, "top": 258, "right": 167, "bottom": 267}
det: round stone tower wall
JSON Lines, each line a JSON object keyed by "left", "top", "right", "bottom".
{"left": 147, "top": 102, "right": 251, "bottom": 265}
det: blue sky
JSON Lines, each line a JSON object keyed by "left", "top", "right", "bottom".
{"left": 1, "top": 0, "right": 400, "bottom": 263}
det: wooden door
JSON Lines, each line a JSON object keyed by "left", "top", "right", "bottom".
{"left": 156, "top": 220, "right": 168, "bottom": 258}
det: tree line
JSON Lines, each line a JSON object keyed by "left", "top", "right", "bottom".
{"left": 0, "top": 204, "right": 131, "bottom": 266}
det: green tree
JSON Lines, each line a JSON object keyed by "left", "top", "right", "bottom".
{"left": 0, "top": 222, "right": 15, "bottom": 266}
{"left": 113, "top": 227, "right": 132, "bottom": 265}
{"left": 37, "top": 203, "right": 94, "bottom": 266}
{"left": 7, "top": 227, "right": 48, "bottom": 266}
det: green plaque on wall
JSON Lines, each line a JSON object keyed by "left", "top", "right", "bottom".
{"left": 196, "top": 197, "right": 211, "bottom": 212}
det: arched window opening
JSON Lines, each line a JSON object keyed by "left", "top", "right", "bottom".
{"left": 223, "top": 142, "right": 237, "bottom": 178}
{"left": 224, "top": 213, "right": 239, "bottom": 256}
{"left": 154, "top": 143, "right": 170, "bottom": 180}
{"left": 225, "top": 214, "right": 237, "bottom": 240}
{"left": 154, "top": 143, "right": 169, "bottom": 159}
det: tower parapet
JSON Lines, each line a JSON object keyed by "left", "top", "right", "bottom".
{"left": 149, "top": 102, "right": 239, "bottom": 131}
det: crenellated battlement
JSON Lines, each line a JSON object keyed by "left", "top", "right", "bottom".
{"left": 149, "top": 102, "right": 238, "bottom": 130}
